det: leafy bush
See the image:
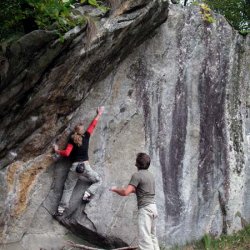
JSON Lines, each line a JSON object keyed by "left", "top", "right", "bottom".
{"left": 204, "top": 0, "right": 250, "bottom": 33}
{"left": 81, "top": 0, "right": 109, "bottom": 12}
{"left": 198, "top": 3, "right": 215, "bottom": 24}
{"left": 0, "top": 0, "right": 25, "bottom": 40}
{"left": 26, "top": 0, "right": 84, "bottom": 32}
{"left": 0, "top": 0, "right": 109, "bottom": 42}
{"left": 168, "top": 224, "right": 250, "bottom": 249}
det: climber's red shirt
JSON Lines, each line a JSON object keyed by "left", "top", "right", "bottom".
{"left": 56, "top": 117, "right": 99, "bottom": 162}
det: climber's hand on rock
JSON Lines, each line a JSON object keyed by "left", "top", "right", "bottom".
{"left": 97, "top": 106, "right": 105, "bottom": 115}
{"left": 53, "top": 144, "right": 59, "bottom": 152}
{"left": 109, "top": 186, "right": 117, "bottom": 192}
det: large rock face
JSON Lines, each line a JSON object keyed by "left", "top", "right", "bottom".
{"left": 0, "top": 2, "right": 249, "bottom": 250}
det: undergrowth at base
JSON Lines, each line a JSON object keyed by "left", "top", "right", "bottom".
{"left": 161, "top": 224, "right": 250, "bottom": 250}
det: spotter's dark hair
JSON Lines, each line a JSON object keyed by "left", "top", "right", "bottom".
{"left": 136, "top": 153, "right": 151, "bottom": 170}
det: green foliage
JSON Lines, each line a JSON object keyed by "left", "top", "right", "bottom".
{"left": 204, "top": 0, "right": 250, "bottom": 33}
{"left": 26, "top": 0, "right": 84, "bottom": 32}
{"left": 198, "top": 3, "right": 216, "bottom": 24}
{"left": 80, "top": 0, "right": 109, "bottom": 12}
{"left": 212, "top": 224, "right": 250, "bottom": 249}
{"left": 0, "top": 0, "right": 109, "bottom": 42}
{"left": 203, "top": 234, "right": 211, "bottom": 249}
{"left": 0, "top": 0, "right": 81, "bottom": 41}
{"left": 0, "top": 0, "right": 24, "bottom": 40}
{"left": 168, "top": 224, "right": 250, "bottom": 250}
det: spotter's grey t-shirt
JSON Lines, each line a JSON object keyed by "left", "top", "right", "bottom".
{"left": 129, "top": 170, "right": 155, "bottom": 209}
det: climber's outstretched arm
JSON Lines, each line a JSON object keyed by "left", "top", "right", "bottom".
{"left": 53, "top": 143, "right": 73, "bottom": 157}
{"left": 87, "top": 106, "right": 105, "bottom": 134}
{"left": 110, "top": 185, "right": 136, "bottom": 196}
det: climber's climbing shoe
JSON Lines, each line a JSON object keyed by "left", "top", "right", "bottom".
{"left": 82, "top": 191, "right": 92, "bottom": 203}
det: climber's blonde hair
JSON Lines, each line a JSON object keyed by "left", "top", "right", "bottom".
{"left": 71, "top": 124, "right": 84, "bottom": 147}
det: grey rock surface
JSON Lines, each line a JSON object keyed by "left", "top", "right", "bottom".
{"left": 0, "top": 2, "right": 250, "bottom": 250}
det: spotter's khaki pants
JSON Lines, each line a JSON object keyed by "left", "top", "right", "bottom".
{"left": 138, "top": 204, "right": 160, "bottom": 250}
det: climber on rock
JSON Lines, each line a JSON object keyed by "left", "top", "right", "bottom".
{"left": 110, "top": 153, "right": 160, "bottom": 250}
{"left": 53, "top": 106, "right": 104, "bottom": 216}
